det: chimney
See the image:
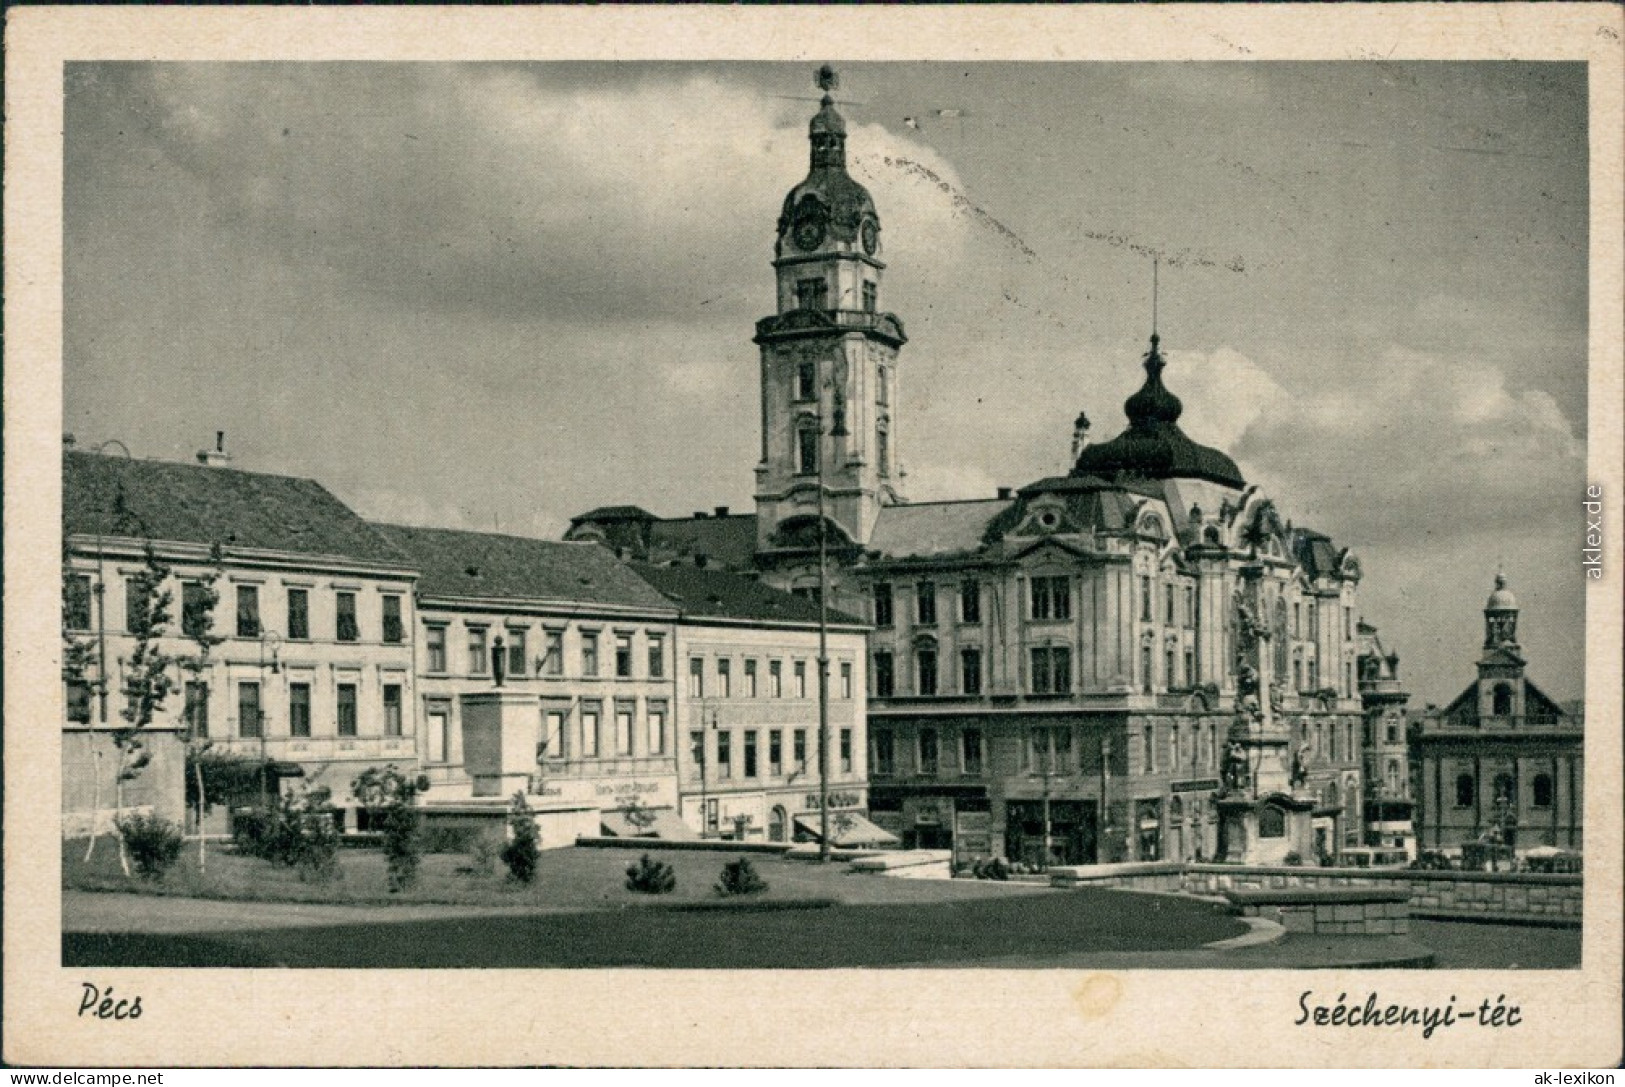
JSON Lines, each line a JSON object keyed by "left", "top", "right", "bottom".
{"left": 714, "top": 505, "right": 730, "bottom": 518}
{"left": 997, "top": 487, "right": 1012, "bottom": 500}
{"left": 693, "top": 511, "right": 708, "bottom": 520}
{"left": 197, "top": 430, "right": 232, "bottom": 467}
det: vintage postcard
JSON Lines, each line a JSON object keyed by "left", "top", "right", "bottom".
{"left": 5, "top": 4, "right": 1622, "bottom": 1069}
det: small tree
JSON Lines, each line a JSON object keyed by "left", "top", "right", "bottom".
{"left": 714, "top": 856, "right": 768, "bottom": 897}
{"left": 177, "top": 542, "right": 227, "bottom": 869}
{"left": 110, "top": 543, "right": 177, "bottom": 876}
{"left": 625, "top": 853, "right": 676, "bottom": 895}
{"left": 352, "top": 765, "right": 424, "bottom": 892}
{"left": 114, "top": 811, "right": 184, "bottom": 880}
{"left": 500, "top": 791, "right": 540, "bottom": 884}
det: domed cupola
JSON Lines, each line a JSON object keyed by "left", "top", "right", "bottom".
{"left": 1123, "top": 334, "right": 1184, "bottom": 428}
{"left": 1071, "top": 332, "right": 1246, "bottom": 489}
{"left": 776, "top": 66, "right": 880, "bottom": 257}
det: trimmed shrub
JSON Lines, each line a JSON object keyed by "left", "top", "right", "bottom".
{"left": 422, "top": 826, "right": 480, "bottom": 854}
{"left": 501, "top": 792, "right": 540, "bottom": 884}
{"left": 115, "top": 812, "right": 184, "bottom": 880}
{"left": 469, "top": 833, "right": 500, "bottom": 877}
{"left": 1282, "top": 851, "right": 1305, "bottom": 867}
{"left": 714, "top": 857, "right": 768, "bottom": 897}
{"left": 625, "top": 853, "right": 676, "bottom": 895}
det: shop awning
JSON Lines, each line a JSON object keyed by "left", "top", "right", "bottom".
{"left": 794, "top": 812, "right": 900, "bottom": 847}
{"left": 600, "top": 807, "right": 698, "bottom": 840}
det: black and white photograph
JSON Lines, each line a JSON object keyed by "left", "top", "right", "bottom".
{"left": 6, "top": 4, "right": 1622, "bottom": 1070}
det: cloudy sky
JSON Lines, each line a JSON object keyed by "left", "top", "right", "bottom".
{"left": 63, "top": 61, "right": 1589, "bottom": 705}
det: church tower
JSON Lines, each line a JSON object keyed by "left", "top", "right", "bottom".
{"left": 1476, "top": 572, "right": 1527, "bottom": 718}
{"left": 753, "top": 67, "right": 906, "bottom": 564}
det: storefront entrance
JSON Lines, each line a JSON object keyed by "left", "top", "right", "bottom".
{"left": 1004, "top": 800, "right": 1097, "bottom": 866}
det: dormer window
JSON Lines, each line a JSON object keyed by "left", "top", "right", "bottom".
{"left": 795, "top": 277, "right": 827, "bottom": 312}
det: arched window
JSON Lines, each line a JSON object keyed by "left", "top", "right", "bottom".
{"left": 1532, "top": 773, "right": 1554, "bottom": 808}
{"left": 797, "top": 418, "right": 820, "bottom": 475}
{"left": 768, "top": 806, "right": 788, "bottom": 843}
{"left": 1492, "top": 684, "right": 1513, "bottom": 717}
{"left": 1258, "top": 805, "right": 1286, "bottom": 838}
{"left": 1385, "top": 759, "right": 1400, "bottom": 793}
{"left": 876, "top": 425, "right": 890, "bottom": 476}
{"left": 1455, "top": 773, "right": 1476, "bottom": 808}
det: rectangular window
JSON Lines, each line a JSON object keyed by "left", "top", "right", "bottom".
{"left": 647, "top": 706, "right": 666, "bottom": 756}
{"left": 182, "top": 583, "right": 209, "bottom": 638}
{"left": 840, "top": 728, "right": 853, "bottom": 774}
{"left": 744, "top": 731, "right": 758, "bottom": 778}
{"left": 615, "top": 633, "right": 633, "bottom": 678}
{"left": 1031, "top": 576, "right": 1071, "bottom": 621}
{"left": 382, "top": 595, "right": 404, "bottom": 644}
{"left": 429, "top": 707, "right": 452, "bottom": 763}
{"left": 467, "top": 626, "right": 488, "bottom": 676}
{"left": 1140, "top": 576, "right": 1152, "bottom": 622}
{"left": 65, "top": 574, "right": 92, "bottom": 631}
{"left": 646, "top": 634, "right": 665, "bottom": 679}
{"left": 689, "top": 657, "right": 705, "bottom": 698}
{"left": 769, "top": 659, "right": 783, "bottom": 697}
{"left": 1185, "top": 586, "right": 1195, "bottom": 629}
{"left": 238, "top": 681, "right": 262, "bottom": 738}
{"left": 543, "top": 710, "right": 566, "bottom": 759}
{"left": 960, "top": 581, "right": 980, "bottom": 624}
{"left": 962, "top": 728, "right": 984, "bottom": 775}
{"left": 861, "top": 280, "right": 877, "bottom": 312}
{"left": 542, "top": 630, "right": 564, "bottom": 676}
{"left": 919, "top": 728, "right": 939, "bottom": 777}
{"left": 1030, "top": 726, "right": 1073, "bottom": 773}
{"left": 288, "top": 683, "right": 310, "bottom": 738}
{"left": 717, "top": 731, "right": 732, "bottom": 778}
{"left": 125, "top": 576, "right": 142, "bottom": 632}
{"left": 961, "top": 648, "right": 982, "bottom": 695}
{"left": 337, "top": 683, "right": 357, "bottom": 737}
{"left": 840, "top": 661, "right": 852, "bottom": 700}
{"left": 795, "top": 278, "right": 827, "bottom": 313}
{"left": 1141, "top": 644, "right": 1154, "bottom": 694}
{"left": 717, "top": 658, "right": 732, "bottom": 698}
{"left": 877, "top": 429, "right": 890, "bottom": 476}
{"left": 1165, "top": 583, "right": 1176, "bottom": 625}
{"left": 873, "top": 583, "right": 894, "bottom": 627}
{"left": 1030, "top": 646, "right": 1072, "bottom": 694}
{"left": 916, "top": 581, "right": 937, "bottom": 625}
{"left": 507, "top": 629, "right": 528, "bottom": 676}
{"left": 1142, "top": 723, "right": 1156, "bottom": 773}
{"left": 1308, "top": 659, "right": 1319, "bottom": 690}
{"left": 796, "top": 359, "right": 817, "bottom": 400}
{"left": 1294, "top": 601, "right": 1302, "bottom": 638}
{"left": 616, "top": 706, "right": 634, "bottom": 756}
{"left": 877, "top": 365, "right": 890, "bottom": 406}
{"left": 335, "top": 591, "right": 359, "bottom": 642}
{"left": 745, "top": 659, "right": 759, "bottom": 698}
{"left": 1344, "top": 606, "right": 1353, "bottom": 641}
{"left": 581, "top": 706, "right": 600, "bottom": 758}
{"left": 916, "top": 648, "right": 938, "bottom": 696}
{"left": 383, "top": 684, "right": 403, "bottom": 738}
{"left": 769, "top": 729, "right": 783, "bottom": 775}
{"left": 689, "top": 730, "right": 705, "bottom": 774}
{"left": 426, "top": 626, "right": 447, "bottom": 673}
{"left": 874, "top": 651, "right": 894, "bottom": 698}
{"left": 1184, "top": 647, "right": 1195, "bottom": 688}
{"left": 871, "top": 730, "right": 894, "bottom": 775}
{"left": 794, "top": 728, "right": 808, "bottom": 772}
{"left": 794, "top": 660, "right": 808, "bottom": 699}
{"left": 1165, "top": 648, "right": 1176, "bottom": 690}
{"left": 580, "top": 631, "right": 599, "bottom": 677}
{"left": 797, "top": 426, "right": 819, "bottom": 475}
{"left": 287, "top": 588, "right": 309, "bottom": 641}
{"left": 184, "top": 681, "right": 210, "bottom": 737}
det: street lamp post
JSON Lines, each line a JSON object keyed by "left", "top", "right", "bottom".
{"left": 816, "top": 378, "right": 850, "bottom": 863}
{"left": 257, "top": 629, "right": 282, "bottom": 810}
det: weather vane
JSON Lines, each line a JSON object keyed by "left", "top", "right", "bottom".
{"left": 816, "top": 65, "right": 839, "bottom": 95}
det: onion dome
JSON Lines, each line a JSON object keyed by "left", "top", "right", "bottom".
{"left": 1486, "top": 573, "right": 1517, "bottom": 611}
{"left": 776, "top": 69, "right": 878, "bottom": 251}
{"left": 1071, "top": 334, "right": 1245, "bottom": 489}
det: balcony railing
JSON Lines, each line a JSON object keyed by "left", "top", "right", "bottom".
{"left": 754, "top": 308, "right": 907, "bottom": 346}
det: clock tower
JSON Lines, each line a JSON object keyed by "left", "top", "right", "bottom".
{"left": 753, "top": 67, "right": 907, "bottom": 576}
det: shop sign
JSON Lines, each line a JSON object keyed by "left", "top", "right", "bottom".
{"left": 955, "top": 810, "right": 993, "bottom": 857}
{"left": 1171, "top": 778, "right": 1221, "bottom": 794}
{"left": 804, "top": 791, "right": 862, "bottom": 810}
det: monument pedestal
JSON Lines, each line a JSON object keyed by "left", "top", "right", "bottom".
{"left": 460, "top": 690, "right": 545, "bottom": 799}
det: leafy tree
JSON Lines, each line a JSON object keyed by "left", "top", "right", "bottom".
{"left": 176, "top": 542, "right": 227, "bottom": 869}
{"left": 500, "top": 791, "right": 540, "bottom": 884}
{"left": 109, "top": 543, "right": 176, "bottom": 876}
{"left": 352, "top": 764, "right": 425, "bottom": 892}
{"left": 114, "top": 811, "right": 184, "bottom": 880}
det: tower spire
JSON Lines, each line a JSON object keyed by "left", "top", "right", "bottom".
{"left": 1152, "top": 256, "right": 1159, "bottom": 342}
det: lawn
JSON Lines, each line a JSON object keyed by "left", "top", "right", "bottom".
{"left": 63, "top": 837, "right": 1049, "bottom": 909}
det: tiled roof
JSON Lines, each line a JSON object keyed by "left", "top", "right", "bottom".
{"left": 868, "top": 499, "right": 1010, "bottom": 561}
{"left": 630, "top": 562, "right": 863, "bottom": 627}
{"left": 373, "top": 523, "right": 676, "bottom": 611}
{"left": 571, "top": 505, "right": 656, "bottom": 524}
{"left": 63, "top": 451, "right": 410, "bottom": 567}
{"left": 648, "top": 514, "right": 760, "bottom": 572}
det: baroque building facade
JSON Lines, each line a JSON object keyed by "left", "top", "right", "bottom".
{"left": 1412, "top": 574, "right": 1584, "bottom": 856}
{"left": 570, "top": 77, "right": 1376, "bottom": 866}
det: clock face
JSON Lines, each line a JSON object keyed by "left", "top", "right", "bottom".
{"left": 861, "top": 219, "right": 879, "bottom": 256}
{"left": 793, "top": 217, "right": 826, "bottom": 251}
